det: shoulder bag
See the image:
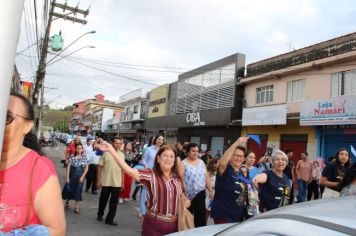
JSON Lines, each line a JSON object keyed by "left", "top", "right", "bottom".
{"left": 177, "top": 179, "right": 194, "bottom": 231}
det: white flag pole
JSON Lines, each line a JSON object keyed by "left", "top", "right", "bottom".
{"left": 0, "top": 0, "right": 25, "bottom": 156}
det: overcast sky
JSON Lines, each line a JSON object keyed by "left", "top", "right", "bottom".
{"left": 15, "top": 0, "right": 356, "bottom": 108}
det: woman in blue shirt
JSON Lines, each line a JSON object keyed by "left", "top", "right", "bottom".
{"left": 210, "top": 137, "right": 249, "bottom": 224}
{"left": 244, "top": 151, "right": 261, "bottom": 182}
{"left": 253, "top": 150, "right": 291, "bottom": 212}
{"left": 139, "top": 135, "right": 164, "bottom": 219}
{"left": 62, "top": 143, "right": 89, "bottom": 214}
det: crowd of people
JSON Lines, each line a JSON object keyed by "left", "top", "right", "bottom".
{"left": 1, "top": 92, "right": 356, "bottom": 236}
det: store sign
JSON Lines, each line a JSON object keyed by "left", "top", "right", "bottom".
{"left": 242, "top": 104, "right": 287, "bottom": 126}
{"left": 186, "top": 112, "right": 205, "bottom": 126}
{"left": 148, "top": 85, "right": 169, "bottom": 118}
{"left": 152, "top": 106, "right": 159, "bottom": 113}
{"left": 300, "top": 95, "right": 356, "bottom": 126}
{"left": 149, "top": 98, "right": 166, "bottom": 107}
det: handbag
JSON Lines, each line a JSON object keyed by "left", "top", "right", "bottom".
{"left": 61, "top": 183, "right": 72, "bottom": 199}
{"left": 177, "top": 181, "right": 194, "bottom": 231}
{"left": 322, "top": 187, "right": 340, "bottom": 199}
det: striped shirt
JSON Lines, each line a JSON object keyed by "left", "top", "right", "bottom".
{"left": 139, "top": 169, "right": 182, "bottom": 216}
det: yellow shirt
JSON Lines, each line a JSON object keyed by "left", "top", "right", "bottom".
{"left": 99, "top": 150, "right": 124, "bottom": 187}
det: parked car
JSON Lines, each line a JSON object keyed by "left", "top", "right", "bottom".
{"left": 39, "top": 132, "right": 57, "bottom": 147}
{"left": 169, "top": 196, "right": 356, "bottom": 236}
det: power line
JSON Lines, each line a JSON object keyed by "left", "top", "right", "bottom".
{"left": 63, "top": 58, "right": 186, "bottom": 74}
{"left": 23, "top": 3, "right": 37, "bottom": 80}
{"left": 27, "top": 0, "right": 40, "bottom": 61}
{"left": 59, "top": 56, "right": 160, "bottom": 86}
{"left": 65, "top": 56, "right": 192, "bottom": 70}
{"left": 60, "top": 54, "right": 237, "bottom": 72}
{"left": 33, "top": 0, "right": 40, "bottom": 60}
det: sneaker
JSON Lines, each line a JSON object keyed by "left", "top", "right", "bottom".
{"left": 119, "top": 198, "right": 123, "bottom": 204}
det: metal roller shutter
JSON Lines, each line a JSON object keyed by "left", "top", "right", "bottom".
{"left": 247, "top": 134, "right": 268, "bottom": 164}
{"left": 280, "top": 134, "right": 308, "bottom": 167}
{"left": 324, "top": 134, "right": 356, "bottom": 163}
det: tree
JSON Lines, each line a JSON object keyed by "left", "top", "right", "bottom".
{"left": 62, "top": 105, "right": 73, "bottom": 111}
{"left": 53, "top": 120, "right": 70, "bottom": 133}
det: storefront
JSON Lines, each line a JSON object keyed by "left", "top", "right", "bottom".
{"left": 242, "top": 104, "right": 316, "bottom": 165}
{"left": 301, "top": 94, "right": 356, "bottom": 162}
{"left": 146, "top": 107, "right": 242, "bottom": 155}
{"left": 177, "top": 109, "right": 241, "bottom": 157}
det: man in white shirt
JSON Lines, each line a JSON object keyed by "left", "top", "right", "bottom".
{"left": 84, "top": 137, "right": 99, "bottom": 194}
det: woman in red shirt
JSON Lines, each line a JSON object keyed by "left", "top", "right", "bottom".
{"left": 1, "top": 92, "right": 65, "bottom": 235}
{"left": 96, "top": 142, "right": 189, "bottom": 236}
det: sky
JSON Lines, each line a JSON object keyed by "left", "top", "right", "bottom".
{"left": 15, "top": 0, "right": 356, "bottom": 108}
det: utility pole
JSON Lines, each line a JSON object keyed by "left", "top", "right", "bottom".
{"left": 32, "top": 0, "right": 90, "bottom": 135}
{"left": 38, "top": 86, "right": 57, "bottom": 136}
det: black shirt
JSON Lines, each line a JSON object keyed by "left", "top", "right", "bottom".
{"left": 201, "top": 154, "right": 212, "bottom": 165}
{"left": 259, "top": 170, "right": 291, "bottom": 212}
{"left": 283, "top": 161, "right": 293, "bottom": 180}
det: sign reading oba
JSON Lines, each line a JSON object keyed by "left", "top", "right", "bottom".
{"left": 186, "top": 112, "right": 201, "bottom": 123}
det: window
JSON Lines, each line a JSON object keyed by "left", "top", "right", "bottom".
{"left": 331, "top": 70, "right": 356, "bottom": 97}
{"left": 176, "top": 63, "right": 236, "bottom": 114}
{"left": 133, "top": 105, "right": 139, "bottom": 114}
{"left": 256, "top": 85, "right": 273, "bottom": 104}
{"left": 287, "top": 79, "right": 305, "bottom": 102}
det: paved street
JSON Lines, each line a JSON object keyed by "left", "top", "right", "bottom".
{"left": 42, "top": 143, "right": 141, "bottom": 236}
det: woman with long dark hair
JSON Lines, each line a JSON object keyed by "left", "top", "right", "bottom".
{"left": 95, "top": 142, "right": 189, "bottom": 235}
{"left": 1, "top": 92, "right": 65, "bottom": 235}
{"left": 320, "top": 148, "right": 351, "bottom": 191}
{"left": 339, "top": 163, "right": 356, "bottom": 196}
{"left": 62, "top": 143, "right": 89, "bottom": 214}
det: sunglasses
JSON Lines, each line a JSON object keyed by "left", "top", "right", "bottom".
{"left": 6, "top": 111, "right": 31, "bottom": 125}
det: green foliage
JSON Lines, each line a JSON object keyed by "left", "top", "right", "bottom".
{"left": 53, "top": 120, "right": 70, "bottom": 133}
{"left": 62, "top": 105, "right": 73, "bottom": 111}
{"left": 42, "top": 109, "right": 72, "bottom": 131}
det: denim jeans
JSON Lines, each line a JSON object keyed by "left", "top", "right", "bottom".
{"left": 2, "top": 225, "right": 50, "bottom": 236}
{"left": 297, "top": 179, "right": 308, "bottom": 203}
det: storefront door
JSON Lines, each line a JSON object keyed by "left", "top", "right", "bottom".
{"left": 211, "top": 137, "right": 224, "bottom": 158}
{"left": 190, "top": 136, "right": 201, "bottom": 145}
{"left": 280, "top": 134, "right": 308, "bottom": 167}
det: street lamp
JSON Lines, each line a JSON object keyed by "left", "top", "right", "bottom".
{"left": 47, "top": 45, "right": 95, "bottom": 66}
{"left": 35, "top": 30, "right": 96, "bottom": 137}
{"left": 46, "top": 30, "right": 96, "bottom": 65}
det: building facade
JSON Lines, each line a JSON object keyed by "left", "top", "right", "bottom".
{"left": 118, "top": 89, "right": 148, "bottom": 141}
{"left": 71, "top": 94, "right": 123, "bottom": 137}
{"left": 145, "top": 53, "right": 246, "bottom": 156}
{"left": 241, "top": 32, "right": 356, "bottom": 163}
